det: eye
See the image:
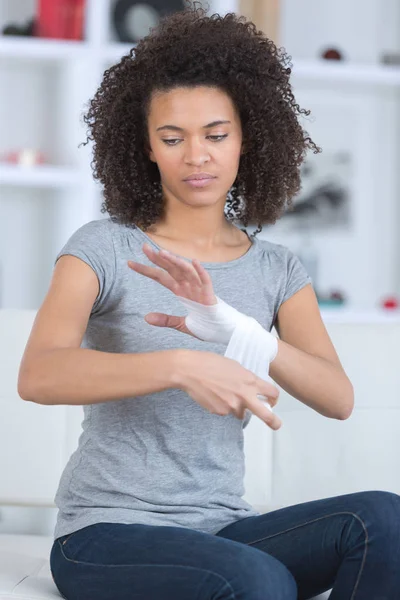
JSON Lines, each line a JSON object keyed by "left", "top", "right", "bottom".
{"left": 209, "top": 135, "right": 228, "bottom": 142}
{"left": 162, "top": 139, "right": 181, "bottom": 146}
{"left": 162, "top": 134, "right": 228, "bottom": 146}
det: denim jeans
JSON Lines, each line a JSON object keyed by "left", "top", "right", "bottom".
{"left": 50, "top": 490, "right": 400, "bottom": 599}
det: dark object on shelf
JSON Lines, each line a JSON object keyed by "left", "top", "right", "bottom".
{"left": 330, "top": 290, "right": 345, "bottom": 302}
{"left": 113, "top": 0, "right": 185, "bottom": 43}
{"left": 381, "top": 52, "right": 400, "bottom": 66}
{"left": 2, "top": 18, "right": 36, "bottom": 36}
{"left": 318, "top": 290, "right": 346, "bottom": 308}
{"left": 35, "top": 0, "right": 86, "bottom": 41}
{"left": 321, "top": 48, "right": 343, "bottom": 60}
{"left": 283, "top": 182, "right": 347, "bottom": 218}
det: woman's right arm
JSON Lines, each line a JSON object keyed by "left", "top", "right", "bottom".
{"left": 18, "top": 254, "right": 281, "bottom": 429}
{"left": 17, "top": 255, "right": 183, "bottom": 406}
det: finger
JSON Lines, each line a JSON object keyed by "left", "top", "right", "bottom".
{"left": 127, "top": 259, "right": 177, "bottom": 291}
{"left": 145, "top": 313, "right": 182, "bottom": 329}
{"left": 142, "top": 243, "right": 203, "bottom": 287}
{"left": 191, "top": 258, "right": 214, "bottom": 286}
{"left": 257, "top": 377, "right": 280, "bottom": 407}
{"left": 159, "top": 249, "right": 203, "bottom": 287}
{"left": 245, "top": 394, "right": 282, "bottom": 430}
{"left": 256, "top": 394, "right": 278, "bottom": 409}
{"left": 142, "top": 243, "right": 176, "bottom": 272}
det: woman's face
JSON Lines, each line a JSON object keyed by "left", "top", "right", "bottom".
{"left": 146, "top": 85, "right": 243, "bottom": 207}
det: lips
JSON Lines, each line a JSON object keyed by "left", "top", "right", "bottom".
{"left": 183, "top": 178, "right": 216, "bottom": 188}
{"left": 183, "top": 174, "right": 216, "bottom": 181}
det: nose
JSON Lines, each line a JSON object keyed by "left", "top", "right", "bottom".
{"left": 184, "top": 137, "right": 210, "bottom": 166}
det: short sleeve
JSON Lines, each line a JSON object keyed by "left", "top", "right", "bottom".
{"left": 281, "top": 248, "right": 312, "bottom": 304}
{"left": 54, "top": 219, "right": 116, "bottom": 314}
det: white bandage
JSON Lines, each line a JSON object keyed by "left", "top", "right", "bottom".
{"left": 178, "top": 296, "right": 247, "bottom": 344}
{"left": 178, "top": 295, "right": 278, "bottom": 411}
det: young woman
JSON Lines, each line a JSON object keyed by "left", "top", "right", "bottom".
{"left": 18, "top": 3, "right": 400, "bottom": 599}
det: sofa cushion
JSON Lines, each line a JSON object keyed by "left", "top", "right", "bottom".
{"left": 0, "top": 535, "right": 61, "bottom": 599}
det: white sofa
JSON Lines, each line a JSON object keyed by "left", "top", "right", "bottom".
{"left": 1, "top": 308, "right": 399, "bottom": 599}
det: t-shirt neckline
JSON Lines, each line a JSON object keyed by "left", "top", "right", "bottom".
{"left": 133, "top": 224, "right": 258, "bottom": 269}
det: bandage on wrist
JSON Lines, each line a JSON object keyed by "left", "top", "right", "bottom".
{"left": 178, "top": 295, "right": 278, "bottom": 411}
{"left": 224, "top": 316, "right": 278, "bottom": 412}
{"left": 178, "top": 296, "right": 247, "bottom": 344}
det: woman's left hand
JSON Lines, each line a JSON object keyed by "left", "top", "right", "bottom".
{"left": 127, "top": 242, "right": 217, "bottom": 338}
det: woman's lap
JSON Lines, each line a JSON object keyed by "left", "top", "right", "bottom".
{"left": 50, "top": 490, "right": 400, "bottom": 600}
{"left": 50, "top": 521, "right": 296, "bottom": 600}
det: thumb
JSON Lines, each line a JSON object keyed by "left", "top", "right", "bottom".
{"left": 144, "top": 313, "right": 183, "bottom": 329}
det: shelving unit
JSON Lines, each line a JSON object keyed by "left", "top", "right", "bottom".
{"left": 0, "top": 36, "right": 89, "bottom": 61}
{"left": 1, "top": 0, "right": 399, "bottom": 312}
{"left": 2, "top": 33, "right": 400, "bottom": 81}
{"left": 320, "top": 308, "right": 400, "bottom": 324}
{"left": 0, "top": 164, "right": 81, "bottom": 188}
{"left": 291, "top": 59, "right": 400, "bottom": 87}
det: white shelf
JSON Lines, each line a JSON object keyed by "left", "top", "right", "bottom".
{"left": 0, "top": 164, "right": 81, "bottom": 188}
{"left": 0, "top": 36, "right": 89, "bottom": 61}
{"left": 2, "top": 36, "right": 400, "bottom": 89}
{"left": 0, "top": 36, "right": 137, "bottom": 65}
{"left": 291, "top": 59, "right": 400, "bottom": 87}
{"left": 320, "top": 308, "right": 400, "bottom": 324}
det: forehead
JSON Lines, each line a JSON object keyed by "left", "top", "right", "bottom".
{"left": 148, "top": 86, "right": 239, "bottom": 126}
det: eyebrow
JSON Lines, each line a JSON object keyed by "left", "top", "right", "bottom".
{"left": 156, "top": 120, "right": 231, "bottom": 132}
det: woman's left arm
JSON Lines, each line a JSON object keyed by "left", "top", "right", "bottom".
{"left": 271, "top": 283, "right": 354, "bottom": 420}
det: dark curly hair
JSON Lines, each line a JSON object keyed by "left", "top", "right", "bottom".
{"left": 81, "top": 1, "right": 321, "bottom": 237}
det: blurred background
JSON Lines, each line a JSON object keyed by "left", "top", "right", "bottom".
{"left": 1, "top": 0, "right": 400, "bottom": 316}
{"left": 0, "top": 0, "right": 400, "bottom": 554}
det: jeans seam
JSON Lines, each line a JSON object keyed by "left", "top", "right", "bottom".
{"left": 57, "top": 540, "right": 237, "bottom": 598}
{"left": 245, "top": 511, "right": 368, "bottom": 600}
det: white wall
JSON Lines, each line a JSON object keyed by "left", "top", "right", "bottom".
{"left": 260, "top": 0, "right": 400, "bottom": 308}
{"left": 281, "top": 0, "right": 400, "bottom": 63}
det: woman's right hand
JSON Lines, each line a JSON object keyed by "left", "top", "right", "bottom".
{"left": 174, "top": 350, "right": 282, "bottom": 430}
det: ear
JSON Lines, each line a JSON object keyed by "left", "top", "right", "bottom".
{"left": 146, "top": 146, "right": 156, "bottom": 163}
{"left": 144, "top": 139, "right": 156, "bottom": 162}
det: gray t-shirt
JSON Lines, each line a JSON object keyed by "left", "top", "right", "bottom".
{"left": 53, "top": 217, "right": 311, "bottom": 540}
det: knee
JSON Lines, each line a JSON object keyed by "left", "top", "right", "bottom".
{"left": 354, "top": 490, "right": 400, "bottom": 543}
{"left": 237, "top": 551, "right": 297, "bottom": 600}
{"left": 270, "top": 558, "right": 297, "bottom": 600}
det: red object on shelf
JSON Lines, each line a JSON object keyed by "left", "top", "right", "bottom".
{"left": 381, "top": 296, "right": 399, "bottom": 310}
{"left": 2, "top": 149, "right": 46, "bottom": 166}
{"left": 35, "top": 0, "right": 86, "bottom": 40}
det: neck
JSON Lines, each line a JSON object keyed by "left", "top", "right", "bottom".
{"left": 148, "top": 197, "right": 237, "bottom": 248}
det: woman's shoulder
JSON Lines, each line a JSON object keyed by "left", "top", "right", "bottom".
{"left": 255, "top": 237, "right": 311, "bottom": 301}
{"left": 71, "top": 217, "right": 139, "bottom": 240}
{"left": 75, "top": 217, "right": 117, "bottom": 234}
{"left": 255, "top": 236, "right": 297, "bottom": 264}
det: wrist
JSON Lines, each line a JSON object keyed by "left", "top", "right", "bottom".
{"left": 167, "top": 349, "right": 195, "bottom": 391}
{"left": 178, "top": 295, "right": 246, "bottom": 344}
{"left": 268, "top": 339, "right": 281, "bottom": 378}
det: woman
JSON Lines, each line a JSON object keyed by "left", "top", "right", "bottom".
{"left": 18, "top": 2, "right": 400, "bottom": 599}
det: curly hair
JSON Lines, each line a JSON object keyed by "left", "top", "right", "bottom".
{"left": 81, "top": 1, "right": 321, "bottom": 237}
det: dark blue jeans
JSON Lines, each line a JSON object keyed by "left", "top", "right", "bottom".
{"left": 50, "top": 490, "right": 400, "bottom": 599}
